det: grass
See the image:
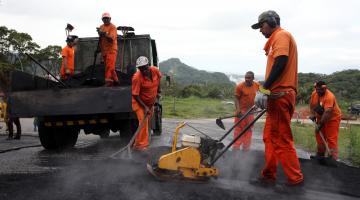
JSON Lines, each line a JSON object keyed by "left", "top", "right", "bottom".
{"left": 162, "top": 96, "right": 234, "bottom": 119}
{"left": 292, "top": 122, "right": 360, "bottom": 166}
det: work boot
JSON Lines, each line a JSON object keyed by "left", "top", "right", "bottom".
{"left": 113, "top": 80, "right": 120, "bottom": 86}
{"left": 14, "top": 134, "right": 21, "bottom": 140}
{"left": 6, "top": 135, "right": 13, "bottom": 140}
{"left": 324, "top": 156, "right": 338, "bottom": 167}
{"left": 249, "top": 176, "right": 276, "bottom": 188}
{"left": 274, "top": 181, "right": 304, "bottom": 194}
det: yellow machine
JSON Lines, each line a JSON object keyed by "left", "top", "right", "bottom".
{"left": 147, "top": 122, "right": 220, "bottom": 181}
{"left": 147, "top": 106, "right": 267, "bottom": 181}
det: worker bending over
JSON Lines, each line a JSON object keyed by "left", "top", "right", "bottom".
{"left": 132, "top": 56, "right": 161, "bottom": 151}
{"left": 98, "top": 12, "right": 119, "bottom": 86}
{"left": 251, "top": 10, "right": 304, "bottom": 187}
{"left": 309, "top": 81, "right": 341, "bottom": 161}
{"left": 60, "top": 35, "right": 78, "bottom": 80}
{"left": 233, "top": 71, "right": 259, "bottom": 151}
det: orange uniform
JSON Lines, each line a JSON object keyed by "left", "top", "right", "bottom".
{"left": 261, "top": 27, "right": 303, "bottom": 185}
{"left": 233, "top": 81, "right": 259, "bottom": 151}
{"left": 60, "top": 45, "right": 75, "bottom": 80}
{"left": 99, "top": 23, "right": 119, "bottom": 84}
{"left": 310, "top": 89, "right": 341, "bottom": 159}
{"left": 132, "top": 66, "right": 162, "bottom": 150}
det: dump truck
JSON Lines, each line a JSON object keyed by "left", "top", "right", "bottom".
{"left": 4, "top": 27, "right": 162, "bottom": 149}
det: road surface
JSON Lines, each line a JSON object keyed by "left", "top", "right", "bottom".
{"left": 0, "top": 118, "right": 359, "bottom": 200}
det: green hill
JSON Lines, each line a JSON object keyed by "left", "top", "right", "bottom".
{"left": 297, "top": 69, "right": 360, "bottom": 105}
{"left": 159, "top": 58, "right": 234, "bottom": 86}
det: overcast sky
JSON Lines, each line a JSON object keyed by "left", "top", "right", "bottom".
{"left": 1, "top": 0, "right": 359, "bottom": 76}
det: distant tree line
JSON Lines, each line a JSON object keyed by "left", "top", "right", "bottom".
{"left": 0, "top": 26, "right": 62, "bottom": 76}
{"left": 297, "top": 70, "right": 360, "bottom": 105}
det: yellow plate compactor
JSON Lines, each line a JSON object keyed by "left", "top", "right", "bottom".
{"left": 147, "top": 106, "right": 266, "bottom": 181}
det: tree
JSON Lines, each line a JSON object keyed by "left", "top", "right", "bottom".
{"left": 35, "top": 45, "right": 62, "bottom": 76}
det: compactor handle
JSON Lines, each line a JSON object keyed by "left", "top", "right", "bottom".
{"left": 171, "top": 122, "right": 186, "bottom": 152}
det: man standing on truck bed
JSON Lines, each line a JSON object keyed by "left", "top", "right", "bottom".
{"left": 60, "top": 35, "right": 78, "bottom": 80}
{"left": 98, "top": 12, "right": 119, "bottom": 87}
{"left": 132, "top": 56, "right": 162, "bottom": 151}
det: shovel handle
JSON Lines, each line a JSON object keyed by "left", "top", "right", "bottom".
{"left": 318, "top": 130, "right": 332, "bottom": 157}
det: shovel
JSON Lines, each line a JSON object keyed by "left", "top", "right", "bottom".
{"left": 312, "top": 124, "right": 337, "bottom": 167}
{"left": 110, "top": 112, "right": 150, "bottom": 159}
{"left": 216, "top": 110, "right": 263, "bottom": 130}
{"left": 215, "top": 113, "right": 241, "bottom": 130}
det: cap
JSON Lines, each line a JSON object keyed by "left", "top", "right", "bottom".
{"left": 102, "top": 12, "right": 111, "bottom": 19}
{"left": 66, "top": 35, "right": 78, "bottom": 43}
{"left": 251, "top": 10, "right": 279, "bottom": 29}
{"left": 136, "top": 56, "right": 149, "bottom": 68}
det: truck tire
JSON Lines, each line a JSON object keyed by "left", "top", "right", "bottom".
{"left": 152, "top": 104, "right": 162, "bottom": 136}
{"left": 39, "top": 126, "right": 79, "bottom": 150}
{"left": 38, "top": 125, "right": 57, "bottom": 150}
{"left": 64, "top": 128, "right": 79, "bottom": 147}
{"left": 120, "top": 119, "right": 138, "bottom": 138}
{"left": 99, "top": 129, "right": 110, "bottom": 138}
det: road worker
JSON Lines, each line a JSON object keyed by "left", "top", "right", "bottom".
{"left": 4, "top": 95, "right": 21, "bottom": 140}
{"left": 98, "top": 12, "right": 119, "bottom": 87}
{"left": 60, "top": 35, "right": 78, "bottom": 80}
{"left": 309, "top": 81, "right": 341, "bottom": 161}
{"left": 251, "top": 10, "right": 304, "bottom": 187}
{"left": 233, "top": 71, "right": 259, "bottom": 151}
{"left": 132, "top": 56, "right": 161, "bottom": 151}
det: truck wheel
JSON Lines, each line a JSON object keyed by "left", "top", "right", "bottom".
{"left": 38, "top": 125, "right": 57, "bottom": 150}
{"left": 152, "top": 104, "right": 162, "bottom": 136}
{"left": 120, "top": 119, "right": 138, "bottom": 138}
{"left": 99, "top": 129, "right": 110, "bottom": 138}
{"left": 39, "top": 126, "right": 79, "bottom": 150}
{"left": 64, "top": 128, "right": 79, "bottom": 147}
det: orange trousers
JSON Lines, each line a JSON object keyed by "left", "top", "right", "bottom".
{"left": 133, "top": 102, "right": 150, "bottom": 150}
{"left": 103, "top": 51, "right": 119, "bottom": 84}
{"left": 233, "top": 114, "right": 253, "bottom": 151}
{"left": 316, "top": 119, "right": 340, "bottom": 159}
{"left": 261, "top": 91, "right": 304, "bottom": 185}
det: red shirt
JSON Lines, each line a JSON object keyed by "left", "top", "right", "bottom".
{"left": 132, "top": 66, "right": 162, "bottom": 107}
{"left": 235, "top": 81, "right": 259, "bottom": 112}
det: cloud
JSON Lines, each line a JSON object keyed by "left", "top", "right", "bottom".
{"left": 0, "top": 0, "right": 359, "bottom": 75}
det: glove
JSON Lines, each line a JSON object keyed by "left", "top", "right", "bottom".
{"left": 315, "top": 124, "right": 323, "bottom": 132}
{"left": 255, "top": 91, "right": 268, "bottom": 109}
{"left": 65, "top": 69, "right": 71, "bottom": 75}
{"left": 259, "top": 86, "right": 271, "bottom": 95}
{"left": 309, "top": 115, "right": 316, "bottom": 123}
{"left": 97, "top": 28, "right": 106, "bottom": 37}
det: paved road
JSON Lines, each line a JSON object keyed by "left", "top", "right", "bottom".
{"left": 0, "top": 118, "right": 359, "bottom": 200}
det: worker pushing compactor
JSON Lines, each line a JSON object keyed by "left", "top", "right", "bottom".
{"left": 250, "top": 10, "right": 304, "bottom": 187}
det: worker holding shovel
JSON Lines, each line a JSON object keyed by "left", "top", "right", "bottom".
{"left": 98, "top": 12, "right": 119, "bottom": 87}
{"left": 233, "top": 71, "right": 259, "bottom": 151}
{"left": 132, "top": 56, "right": 162, "bottom": 151}
{"left": 309, "top": 81, "right": 341, "bottom": 163}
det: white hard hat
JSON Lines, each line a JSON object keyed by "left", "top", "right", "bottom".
{"left": 136, "top": 56, "right": 149, "bottom": 68}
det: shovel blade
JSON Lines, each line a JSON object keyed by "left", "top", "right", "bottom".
{"left": 216, "top": 118, "right": 226, "bottom": 130}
